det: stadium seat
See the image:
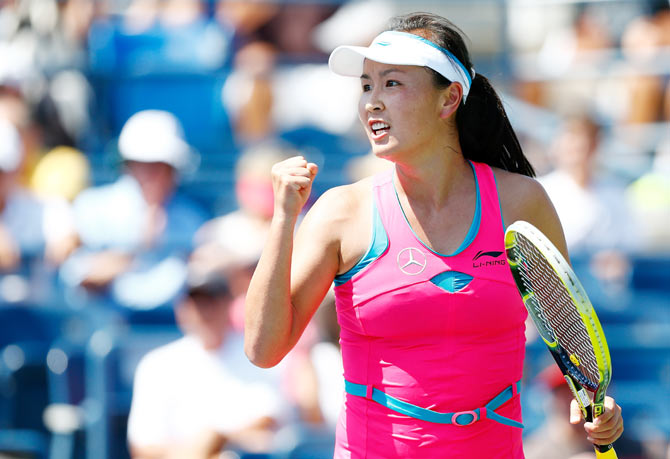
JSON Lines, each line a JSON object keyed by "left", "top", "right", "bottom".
{"left": 83, "top": 324, "right": 182, "bottom": 459}
{"left": 271, "top": 424, "right": 336, "bottom": 459}
{"left": 0, "top": 429, "right": 49, "bottom": 459}
{"left": 279, "top": 126, "right": 369, "bottom": 194}
{"left": 44, "top": 338, "right": 89, "bottom": 459}
{"left": 629, "top": 255, "right": 670, "bottom": 293}
{"left": 92, "top": 71, "right": 237, "bottom": 158}
{"left": 0, "top": 305, "right": 94, "bottom": 458}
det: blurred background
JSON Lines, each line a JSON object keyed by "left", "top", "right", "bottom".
{"left": 0, "top": 0, "right": 668, "bottom": 458}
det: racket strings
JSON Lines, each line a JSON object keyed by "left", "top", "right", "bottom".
{"left": 513, "top": 235, "right": 600, "bottom": 387}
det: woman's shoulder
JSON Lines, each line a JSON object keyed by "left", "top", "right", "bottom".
{"left": 309, "top": 177, "right": 373, "bottom": 218}
{"left": 300, "top": 177, "right": 373, "bottom": 234}
{"left": 296, "top": 177, "right": 375, "bottom": 269}
{"left": 491, "top": 167, "right": 568, "bottom": 257}
{"left": 490, "top": 167, "right": 555, "bottom": 223}
{"left": 492, "top": 166, "right": 544, "bottom": 193}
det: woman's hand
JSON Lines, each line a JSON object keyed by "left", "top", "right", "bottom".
{"left": 570, "top": 396, "right": 624, "bottom": 446}
{"left": 271, "top": 156, "right": 318, "bottom": 220}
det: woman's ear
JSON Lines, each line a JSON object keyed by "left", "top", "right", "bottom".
{"left": 439, "top": 83, "right": 463, "bottom": 119}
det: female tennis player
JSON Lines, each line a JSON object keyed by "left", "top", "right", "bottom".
{"left": 244, "top": 12, "right": 623, "bottom": 457}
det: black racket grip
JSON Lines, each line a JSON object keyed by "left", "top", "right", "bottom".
{"left": 596, "top": 443, "right": 615, "bottom": 453}
{"left": 585, "top": 405, "right": 617, "bottom": 457}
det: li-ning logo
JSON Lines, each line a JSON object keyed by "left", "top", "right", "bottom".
{"left": 397, "top": 247, "right": 427, "bottom": 275}
{"left": 472, "top": 250, "right": 506, "bottom": 268}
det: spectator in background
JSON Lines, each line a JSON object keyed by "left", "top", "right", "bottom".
{"left": 214, "top": 0, "right": 278, "bottom": 43}
{"left": 219, "top": 1, "right": 380, "bottom": 150}
{"left": 620, "top": 11, "right": 670, "bottom": 124}
{"left": 538, "top": 114, "right": 636, "bottom": 295}
{"left": 0, "top": 86, "right": 44, "bottom": 185}
{"left": 524, "top": 365, "right": 601, "bottom": 459}
{"left": 191, "top": 141, "right": 326, "bottom": 430}
{"left": 30, "top": 145, "right": 90, "bottom": 203}
{"left": 309, "top": 288, "right": 343, "bottom": 430}
{"left": 88, "top": 0, "right": 230, "bottom": 74}
{"left": 215, "top": 0, "right": 337, "bottom": 59}
{"left": 626, "top": 139, "right": 670, "bottom": 252}
{"left": 192, "top": 141, "right": 297, "bottom": 301}
{"left": 223, "top": 40, "right": 278, "bottom": 145}
{"left": 60, "top": 110, "right": 208, "bottom": 311}
{"left": 0, "top": 0, "right": 96, "bottom": 74}
{"left": 0, "top": 118, "right": 77, "bottom": 304}
{"left": 127, "top": 267, "right": 287, "bottom": 458}
{"left": 0, "top": 0, "right": 97, "bottom": 151}
{"left": 122, "top": 0, "right": 205, "bottom": 33}
{"left": 525, "top": 364, "right": 646, "bottom": 459}
{"left": 220, "top": 37, "right": 365, "bottom": 154}
{"left": 539, "top": 114, "right": 636, "bottom": 253}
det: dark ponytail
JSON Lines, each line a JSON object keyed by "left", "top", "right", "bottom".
{"left": 456, "top": 74, "right": 535, "bottom": 177}
{"left": 387, "top": 12, "right": 535, "bottom": 177}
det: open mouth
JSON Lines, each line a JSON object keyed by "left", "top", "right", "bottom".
{"left": 370, "top": 121, "right": 390, "bottom": 138}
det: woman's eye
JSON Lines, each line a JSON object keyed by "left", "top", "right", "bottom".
{"left": 386, "top": 80, "right": 400, "bottom": 87}
{"left": 362, "top": 84, "right": 371, "bottom": 92}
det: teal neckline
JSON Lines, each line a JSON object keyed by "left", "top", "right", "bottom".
{"left": 491, "top": 169, "right": 506, "bottom": 230}
{"left": 334, "top": 199, "right": 388, "bottom": 286}
{"left": 393, "top": 161, "right": 481, "bottom": 257}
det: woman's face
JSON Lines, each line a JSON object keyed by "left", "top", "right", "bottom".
{"left": 358, "top": 59, "right": 446, "bottom": 161}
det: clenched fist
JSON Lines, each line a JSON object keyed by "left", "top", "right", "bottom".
{"left": 271, "top": 156, "right": 318, "bottom": 219}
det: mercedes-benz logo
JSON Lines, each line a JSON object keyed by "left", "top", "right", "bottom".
{"left": 396, "top": 247, "right": 427, "bottom": 275}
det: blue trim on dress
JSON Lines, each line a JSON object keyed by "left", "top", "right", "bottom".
{"left": 491, "top": 168, "right": 506, "bottom": 230}
{"left": 429, "top": 271, "right": 474, "bottom": 293}
{"left": 394, "top": 161, "right": 481, "bottom": 258}
{"left": 334, "top": 200, "right": 388, "bottom": 286}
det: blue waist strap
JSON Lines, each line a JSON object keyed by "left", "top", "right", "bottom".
{"left": 344, "top": 379, "right": 523, "bottom": 429}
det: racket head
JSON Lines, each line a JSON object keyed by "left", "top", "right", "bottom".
{"left": 504, "top": 221, "right": 612, "bottom": 409}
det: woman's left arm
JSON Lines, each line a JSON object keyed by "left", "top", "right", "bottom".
{"left": 496, "top": 170, "right": 570, "bottom": 262}
{"left": 497, "top": 169, "right": 624, "bottom": 445}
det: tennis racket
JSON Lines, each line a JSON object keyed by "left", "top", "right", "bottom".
{"left": 504, "top": 220, "right": 617, "bottom": 458}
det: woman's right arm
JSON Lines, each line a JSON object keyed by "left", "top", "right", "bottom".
{"left": 244, "top": 156, "right": 344, "bottom": 368}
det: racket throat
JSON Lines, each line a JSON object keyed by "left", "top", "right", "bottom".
{"left": 564, "top": 375, "right": 591, "bottom": 419}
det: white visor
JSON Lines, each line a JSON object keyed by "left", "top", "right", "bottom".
{"left": 329, "top": 31, "right": 474, "bottom": 102}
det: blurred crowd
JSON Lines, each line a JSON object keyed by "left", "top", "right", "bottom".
{"left": 0, "top": 0, "right": 668, "bottom": 458}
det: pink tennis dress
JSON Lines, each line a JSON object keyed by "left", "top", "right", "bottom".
{"left": 333, "top": 161, "right": 528, "bottom": 458}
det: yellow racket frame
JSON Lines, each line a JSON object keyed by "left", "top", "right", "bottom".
{"left": 505, "top": 220, "right": 616, "bottom": 459}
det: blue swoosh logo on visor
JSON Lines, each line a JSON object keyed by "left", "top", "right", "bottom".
{"left": 376, "top": 42, "right": 390, "bottom": 46}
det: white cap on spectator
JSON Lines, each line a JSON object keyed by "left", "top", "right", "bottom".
{"left": 118, "top": 110, "right": 192, "bottom": 171}
{"left": 0, "top": 118, "right": 23, "bottom": 173}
